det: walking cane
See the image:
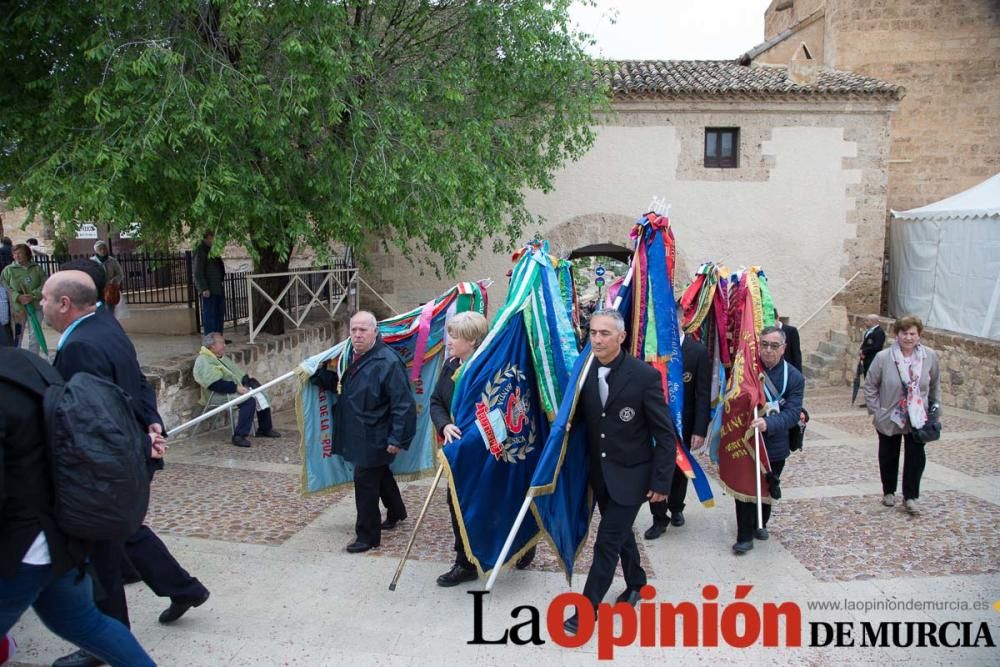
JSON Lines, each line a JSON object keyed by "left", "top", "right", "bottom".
{"left": 753, "top": 406, "right": 764, "bottom": 530}
{"left": 389, "top": 462, "right": 445, "bottom": 591}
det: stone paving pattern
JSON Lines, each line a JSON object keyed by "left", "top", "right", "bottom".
{"left": 375, "top": 486, "right": 656, "bottom": 577}
{"left": 925, "top": 437, "right": 1000, "bottom": 478}
{"left": 777, "top": 490, "right": 1000, "bottom": 582}
{"left": 824, "top": 412, "right": 997, "bottom": 438}
{"left": 147, "top": 464, "right": 347, "bottom": 545}
{"left": 10, "top": 385, "right": 1000, "bottom": 666}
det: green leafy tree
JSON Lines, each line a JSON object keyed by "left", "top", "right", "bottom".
{"left": 0, "top": 0, "right": 606, "bottom": 332}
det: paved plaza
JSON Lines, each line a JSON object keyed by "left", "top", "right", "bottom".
{"left": 8, "top": 386, "right": 1000, "bottom": 666}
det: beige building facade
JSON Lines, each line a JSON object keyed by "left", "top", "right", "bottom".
{"left": 364, "top": 61, "right": 901, "bottom": 357}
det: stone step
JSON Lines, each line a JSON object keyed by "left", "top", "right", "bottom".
{"left": 802, "top": 364, "right": 823, "bottom": 379}
{"left": 829, "top": 331, "right": 851, "bottom": 346}
{"left": 808, "top": 350, "right": 835, "bottom": 366}
{"left": 818, "top": 340, "right": 845, "bottom": 356}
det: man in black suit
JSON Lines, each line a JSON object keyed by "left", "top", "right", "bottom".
{"left": 859, "top": 314, "right": 886, "bottom": 377}
{"left": 645, "top": 304, "right": 710, "bottom": 539}
{"left": 564, "top": 309, "right": 677, "bottom": 634}
{"left": 775, "top": 311, "right": 802, "bottom": 372}
{"left": 41, "top": 271, "right": 209, "bottom": 667}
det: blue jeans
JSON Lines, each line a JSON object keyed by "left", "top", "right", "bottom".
{"left": 0, "top": 563, "right": 155, "bottom": 666}
{"left": 201, "top": 294, "right": 225, "bottom": 335}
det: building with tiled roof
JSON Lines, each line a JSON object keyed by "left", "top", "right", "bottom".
{"left": 371, "top": 51, "right": 900, "bottom": 364}
{"left": 599, "top": 59, "right": 904, "bottom": 101}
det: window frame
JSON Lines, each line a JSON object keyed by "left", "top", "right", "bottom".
{"left": 704, "top": 127, "right": 740, "bottom": 169}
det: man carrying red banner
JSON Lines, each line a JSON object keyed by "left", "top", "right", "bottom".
{"left": 720, "top": 321, "right": 804, "bottom": 555}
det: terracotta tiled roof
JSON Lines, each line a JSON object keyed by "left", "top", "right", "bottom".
{"left": 598, "top": 60, "right": 904, "bottom": 101}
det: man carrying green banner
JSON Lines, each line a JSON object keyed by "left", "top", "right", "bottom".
{"left": 0, "top": 244, "right": 47, "bottom": 357}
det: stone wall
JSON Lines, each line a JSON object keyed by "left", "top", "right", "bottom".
{"left": 838, "top": 314, "right": 1000, "bottom": 415}
{"left": 149, "top": 319, "right": 347, "bottom": 436}
{"left": 824, "top": 0, "right": 1000, "bottom": 212}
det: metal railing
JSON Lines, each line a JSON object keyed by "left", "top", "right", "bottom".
{"left": 34, "top": 252, "right": 196, "bottom": 306}
{"left": 247, "top": 265, "right": 358, "bottom": 342}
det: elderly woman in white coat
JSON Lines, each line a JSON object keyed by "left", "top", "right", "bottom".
{"left": 863, "top": 315, "right": 941, "bottom": 515}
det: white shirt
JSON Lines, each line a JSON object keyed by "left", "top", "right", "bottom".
{"left": 21, "top": 531, "right": 51, "bottom": 565}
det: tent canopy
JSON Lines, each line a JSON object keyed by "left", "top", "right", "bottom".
{"left": 893, "top": 173, "right": 1000, "bottom": 221}
{"left": 889, "top": 173, "right": 1000, "bottom": 341}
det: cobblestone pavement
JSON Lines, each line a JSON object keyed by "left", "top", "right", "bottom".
{"left": 9, "top": 387, "right": 1000, "bottom": 666}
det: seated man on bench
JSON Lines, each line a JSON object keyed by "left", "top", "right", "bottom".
{"left": 193, "top": 333, "right": 281, "bottom": 447}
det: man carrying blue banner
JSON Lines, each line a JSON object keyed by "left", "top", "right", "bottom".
{"left": 310, "top": 311, "right": 416, "bottom": 553}
{"left": 563, "top": 308, "right": 677, "bottom": 634}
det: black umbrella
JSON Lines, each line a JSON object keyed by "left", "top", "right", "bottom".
{"left": 851, "top": 360, "right": 864, "bottom": 405}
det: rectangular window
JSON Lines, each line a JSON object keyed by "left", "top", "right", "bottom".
{"left": 704, "top": 128, "right": 739, "bottom": 168}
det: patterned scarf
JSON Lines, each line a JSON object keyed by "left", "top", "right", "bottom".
{"left": 890, "top": 341, "right": 926, "bottom": 429}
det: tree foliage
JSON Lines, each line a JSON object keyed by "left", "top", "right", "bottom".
{"left": 0, "top": 0, "right": 606, "bottom": 290}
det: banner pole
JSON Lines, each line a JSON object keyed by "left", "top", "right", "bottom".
{"left": 753, "top": 406, "right": 763, "bottom": 530}
{"left": 168, "top": 369, "right": 298, "bottom": 436}
{"left": 484, "top": 262, "right": 637, "bottom": 592}
{"left": 389, "top": 463, "right": 444, "bottom": 591}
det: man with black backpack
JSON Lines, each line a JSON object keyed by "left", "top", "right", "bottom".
{"left": 40, "top": 270, "right": 208, "bottom": 667}
{"left": 0, "top": 347, "right": 156, "bottom": 666}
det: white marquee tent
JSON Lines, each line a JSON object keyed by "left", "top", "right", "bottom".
{"left": 889, "top": 173, "right": 1000, "bottom": 340}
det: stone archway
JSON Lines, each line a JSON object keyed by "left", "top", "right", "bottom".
{"left": 546, "top": 212, "right": 692, "bottom": 292}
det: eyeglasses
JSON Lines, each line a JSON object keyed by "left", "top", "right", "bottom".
{"left": 759, "top": 341, "right": 784, "bottom": 350}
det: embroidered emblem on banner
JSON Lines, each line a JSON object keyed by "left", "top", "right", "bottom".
{"left": 619, "top": 407, "right": 636, "bottom": 422}
{"left": 474, "top": 363, "right": 537, "bottom": 463}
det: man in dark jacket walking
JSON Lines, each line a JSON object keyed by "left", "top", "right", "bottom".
{"left": 0, "top": 348, "right": 156, "bottom": 666}
{"left": 312, "top": 311, "right": 416, "bottom": 553}
{"left": 193, "top": 231, "right": 226, "bottom": 336}
{"left": 645, "top": 305, "right": 711, "bottom": 539}
{"left": 41, "top": 271, "right": 209, "bottom": 667}
{"left": 732, "top": 325, "right": 804, "bottom": 555}
{"left": 859, "top": 314, "right": 886, "bottom": 377}
{"left": 564, "top": 309, "right": 677, "bottom": 634}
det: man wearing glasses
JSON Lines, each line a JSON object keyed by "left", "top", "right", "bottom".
{"left": 733, "top": 326, "right": 805, "bottom": 555}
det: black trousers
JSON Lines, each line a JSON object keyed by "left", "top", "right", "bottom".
{"left": 352, "top": 464, "right": 406, "bottom": 546}
{"left": 93, "top": 525, "right": 208, "bottom": 627}
{"left": 235, "top": 404, "right": 273, "bottom": 437}
{"left": 878, "top": 431, "right": 926, "bottom": 500}
{"left": 649, "top": 465, "right": 689, "bottom": 524}
{"left": 734, "top": 458, "right": 786, "bottom": 543}
{"left": 581, "top": 485, "right": 645, "bottom": 608}
{"left": 445, "top": 491, "right": 472, "bottom": 569}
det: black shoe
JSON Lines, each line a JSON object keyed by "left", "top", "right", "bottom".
{"left": 159, "top": 590, "right": 210, "bottom": 624}
{"left": 615, "top": 588, "right": 642, "bottom": 606}
{"left": 257, "top": 430, "right": 282, "bottom": 438}
{"left": 732, "top": 540, "right": 754, "bottom": 555}
{"left": 564, "top": 613, "right": 579, "bottom": 635}
{"left": 346, "top": 541, "right": 377, "bottom": 553}
{"left": 754, "top": 528, "right": 769, "bottom": 541}
{"left": 52, "top": 650, "right": 106, "bottom": 667}
{"left": 381, "top": 514, "right": 407, "bottom": 530}
{"left": 670, "top": 511, "right": 685, "bottom": 527}
{"left": 231, "top": 435, "right": 251, "bottom": 448}
{"left": 436, "top": 563, "right": 478, "bottom": 587}
{"left": 644, "top": 523, "right": 667, "bottom": 540}
{"left": 515, "top": 545, "right": 536, "bottom": 570}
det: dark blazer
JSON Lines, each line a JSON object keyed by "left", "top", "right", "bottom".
{"left": 781, "top": 323, "right": 802, "bottom": 372}
{"left": 429, "top": 356, "right": 461, "bottom": 435}
{"left": 859, "top": 325, "right": 886, "bottom": 374}
{"left": 320, "top": 338, "right": 417, "bottom": 468}
{"left": 575, "top": 351, "right": 677, "bottom": 506}
{"left": 760, "top": 360, "right": 805, "bottom": 463}
{"left": 95, "top": 304, "right": 164, "bottom": 431}
{"left": 53, "top": 312, "right": 162, "bottom": 473}
{"left": 0, "top": 349, "right": 77, "bottom": 578}
{"left": 192, "top": 240, "right": 226, "bottom": 295}
{"left": 681, "top": 336, "right": 711, "bottom": 443}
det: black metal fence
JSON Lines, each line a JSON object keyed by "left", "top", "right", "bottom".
{"left": 32, "top": 252, "right": 353, "bottom": 332}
